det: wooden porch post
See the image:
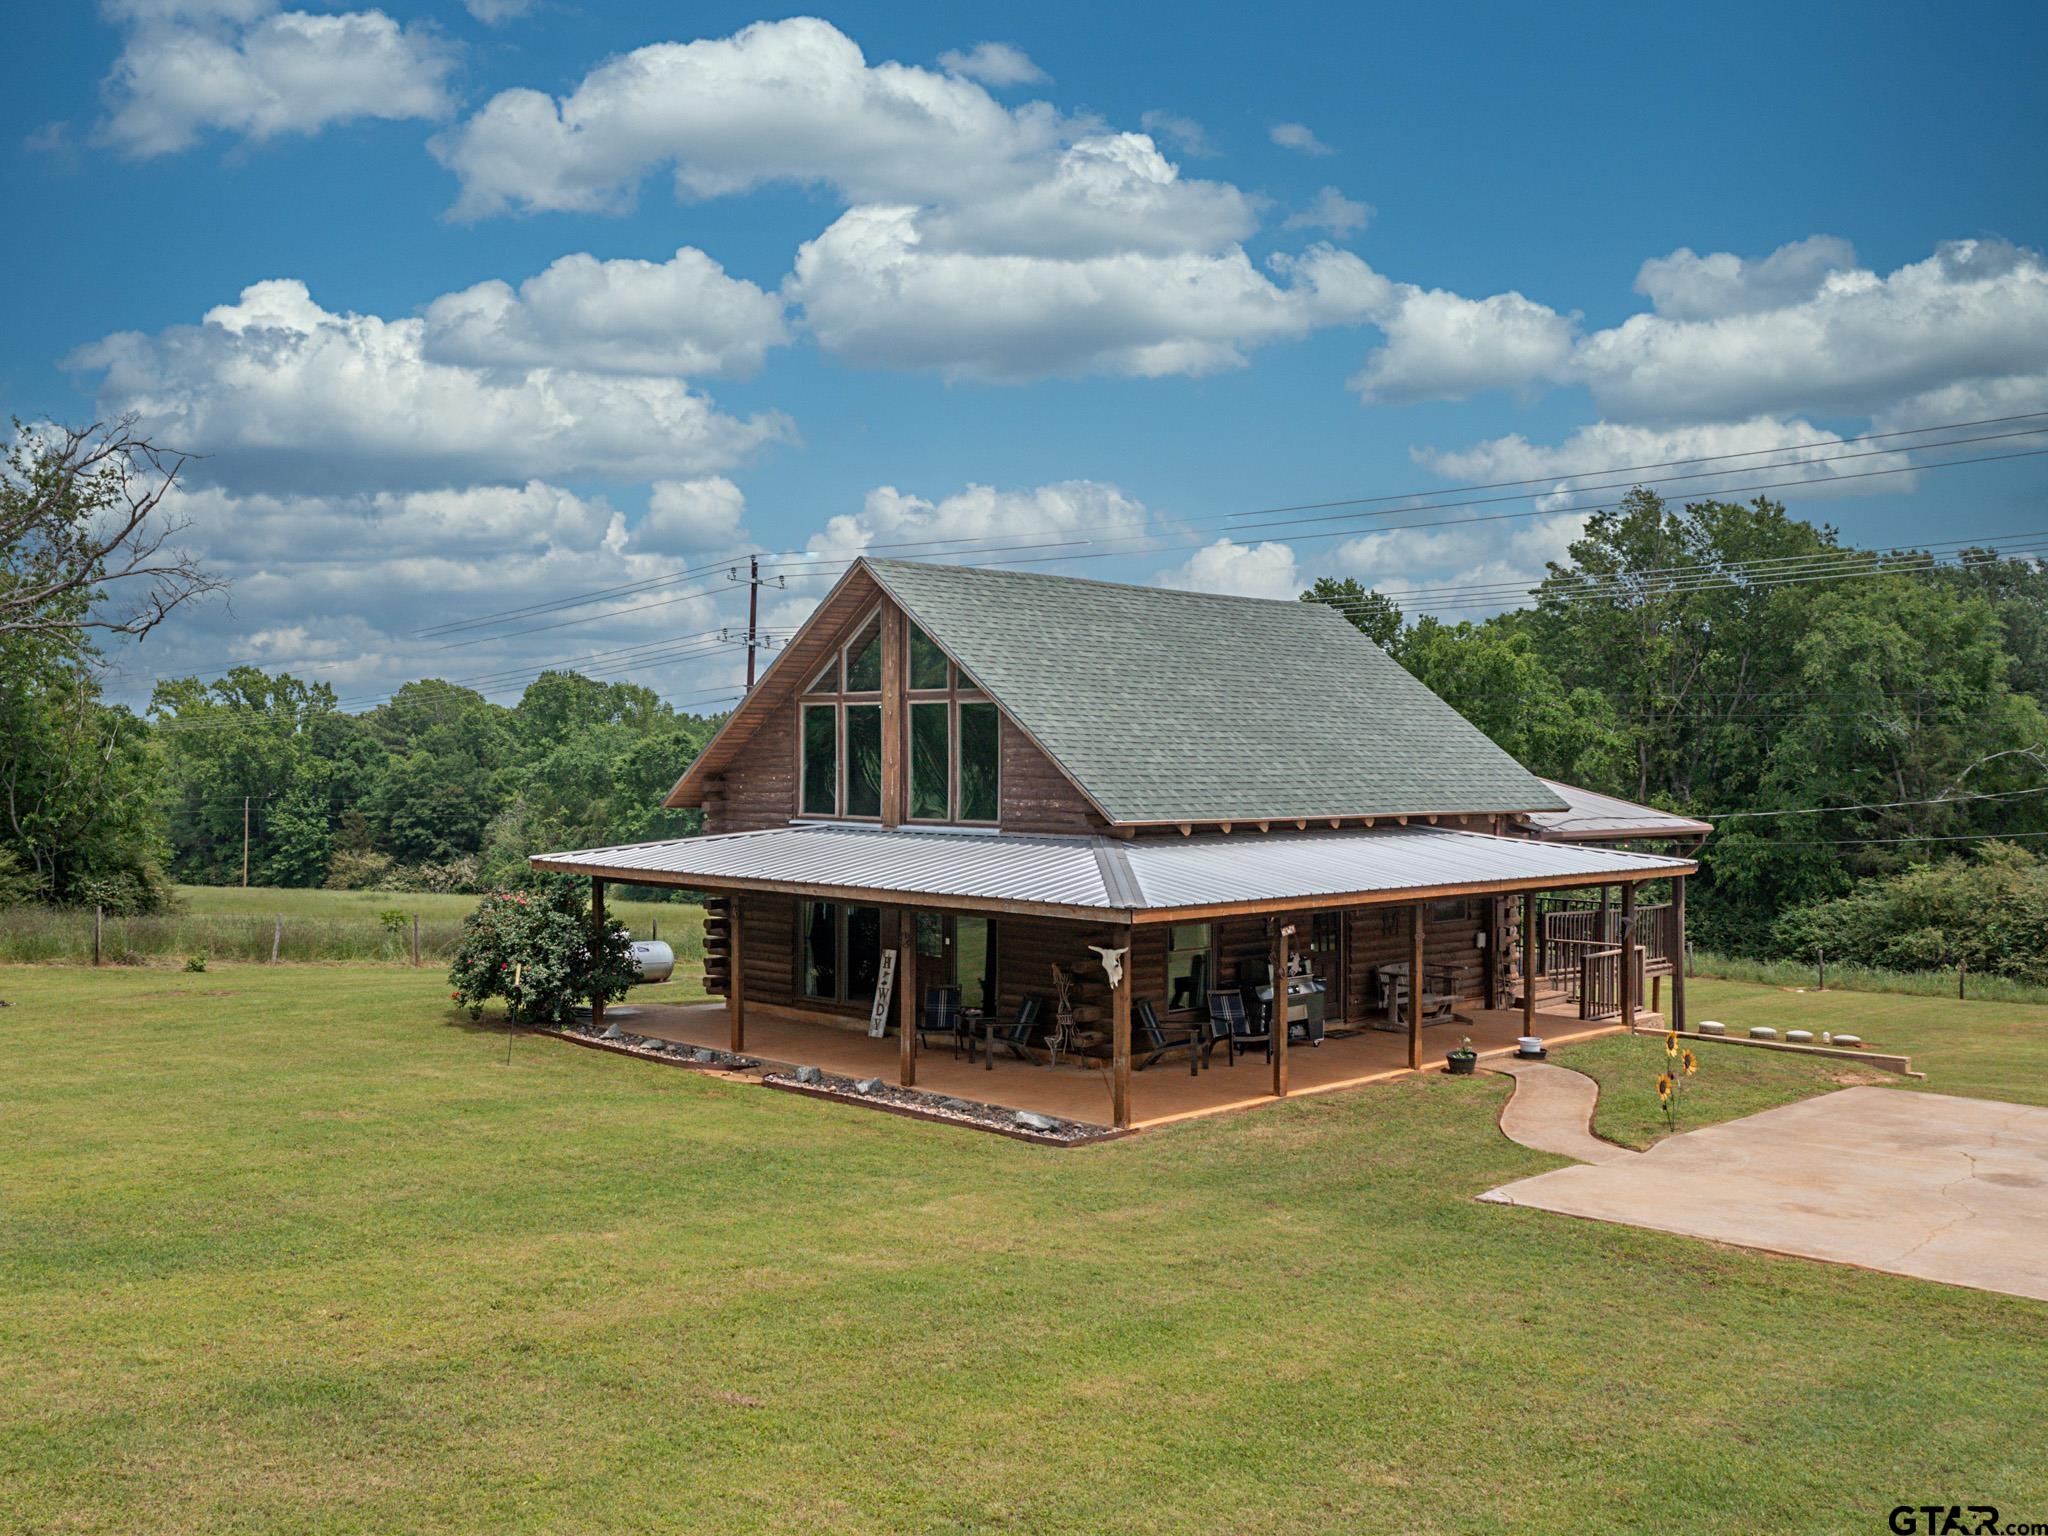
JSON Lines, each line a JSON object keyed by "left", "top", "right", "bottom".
{"left": 1408, "top": 902, "right": 1426, "bottom": 1071}
{"left": 1521, "top": 891, "right": 1537, "bottom": 1036}
{"left": 1111, "top": 930, "right": 1133, "bottom": 1130}
{"left": 728, "top": 895, "right": 746, "bottom": 1053}
{"left": 1670, "top": 875, "right": 1688, "bottom": 1033}
{"left": 1619, "top": 881, "right": 1637, "bottom": 1031}
{"left": 590, "top": 878, "right": 606, "bottom": 1035}
{"left": 898, "top": 908, "right": 917, "bottom": 1086}
{"left": 1272, "top": 923, "right": 1292, "bottom": 1098}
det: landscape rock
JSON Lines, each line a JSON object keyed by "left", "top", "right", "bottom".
{"left": 694, "top": 1048, "right": 718, "bottom": 1064}
{"left": 794, "top": 1064, "right": 823, "bottom": 1084}
{"left": 854, "top": 1077, "right": 884, "bottom": 1095}
{"left": 1015, "top": 1111, "right": 1061, "bottom": 1132}
{"left": 600, "top": 1021, "right": 625, "bottom": 1040}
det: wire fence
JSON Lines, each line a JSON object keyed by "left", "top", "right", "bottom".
{"left": 0, "top": 905, "right": 706, "bottom": 967}
{"left": 1691, "top": 949, "right": 2048, "bottom": 1006}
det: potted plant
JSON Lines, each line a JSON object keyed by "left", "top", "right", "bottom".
{"left": 1445, "top": 1036, "right": 1478, "bottom": 1075}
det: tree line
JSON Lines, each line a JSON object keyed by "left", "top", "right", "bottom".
{"left": 1303, "top": 488, "right": 2048, "bottom": 960}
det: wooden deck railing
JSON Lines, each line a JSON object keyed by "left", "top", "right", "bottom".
{"left": 1540, "top": 901, "right": 1675, "bottom": 982}
{"left": 1574, "top": 944, "right": 1648, "bottom": 1021}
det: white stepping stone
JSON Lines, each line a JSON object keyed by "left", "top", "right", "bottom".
{"left": 1833, "top": 1034, "right": 1862, "bottom": 1047}
{"left": 1698, "top": 1020, "right": 1725, "bottom": 1035}
{"left": 1785, "top": 1029, "right": 1814, "bottom": 1044}
{"left": 1749, "top": 1026, "right": 1778, "bottom": 1040}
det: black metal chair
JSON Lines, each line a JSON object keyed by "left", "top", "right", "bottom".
{"left": 1205, "top": 989, "right": 1271, "bottom": 1066}
{"left": 1133, "top": 998, "right": 1201, "bottom": 1074}
{"left": 987, "top": 995, "right": 1047, "bottom": 1064}
{"left": 917, "top": 986, "right": 964, "bottom": 1056}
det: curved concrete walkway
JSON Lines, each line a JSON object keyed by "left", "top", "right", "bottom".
{"left": 1489, "top": 1059, "right": 1637, "bottom": 1165}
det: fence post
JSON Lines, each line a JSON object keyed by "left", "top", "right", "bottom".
{"left": 412, "top": 913, "right": 421, "bottom": 967}
{"left": 1817, "top": 947, "right": 1825, "bottom": 992}
{"left": 94, "top": 905, "right": 103, "bottom": 967}
{"left": 271, "top": 912, "right": 282, "bottom": 965}
{"left": 1958, "top": 958, "right": 1966, "bottom": 1000}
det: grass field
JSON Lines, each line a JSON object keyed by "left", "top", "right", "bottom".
{"left": 0, "top": 884, "right": 706, "bottom": 967}
{"left": 2, "top": 966, "right": 2044, "bottom": 1533}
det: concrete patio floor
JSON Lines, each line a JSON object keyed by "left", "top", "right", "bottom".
{"left": 1483, "top": 1086, "right": 2048, "bottom": 1303}
{"left": 605, "top": 996, "right": 1639, "bottom": 1129}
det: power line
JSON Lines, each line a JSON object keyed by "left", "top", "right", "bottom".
{"left": 409, "top": 409, "right": 2048, "bottom": 642}
{"left": 1759, "top": 829, "right": 2048, "bottom": 848}
{"left": 1710, "top": 786, "right": 2048, "bottom": 820}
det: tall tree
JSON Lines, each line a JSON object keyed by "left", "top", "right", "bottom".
{"left": 1300, "top": 575, "right": 1404, "bottom": 650}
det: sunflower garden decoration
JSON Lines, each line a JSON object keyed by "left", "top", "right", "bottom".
{"left": 1654, "top": 1030, "right": 1700, "bottom": 1133}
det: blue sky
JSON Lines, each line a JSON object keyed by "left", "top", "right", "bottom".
{"left": 6, "top": 1, "right": 2046, "bottom": 712}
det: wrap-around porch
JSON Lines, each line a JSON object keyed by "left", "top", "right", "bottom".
{"left": 605, "top": 990, "right": 1656, "bottom": 1131}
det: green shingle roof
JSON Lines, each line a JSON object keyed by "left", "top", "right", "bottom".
{"left": 861, "top": 559, "right": 1567, "bottom": 824}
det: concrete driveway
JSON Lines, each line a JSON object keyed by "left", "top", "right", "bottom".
{"left": 1483, "top": 1087, "right": 2048, "bottom": 1303}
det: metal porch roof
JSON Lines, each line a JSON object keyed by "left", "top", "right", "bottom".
{"left": 1522, "top": 780, "right": 1714, "bottom": 842}
{"left": 533, "top": 823, "right": 1693, "bottom": 921}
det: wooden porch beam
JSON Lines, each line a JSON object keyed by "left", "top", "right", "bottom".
{"left": 897, "top": 908, "right": 916, "bottom": 1086}
{"left": 1272, "top": 922, "right": 1293, "bottom": 1098}
{"left": 1521, "top": 891, "right": 1537, "bottom": 1037}
{"left": 1620, "top": 881, "right": 1637, "bottom": 1031}
{"left": 1111, "top": 928, "right": 1133, "bottom": 1130}
{"left": 728, "top": 895, "right": 746, "bottom": 1053}
{"left": 590, "top": 877, "right": 606, "bottom": 1036}
{"left": 1408, "top": 902, "right": 1425, "bottom": 1071}
{"left": 1671, "top": 875, "right": 1688, "bottom": 1033}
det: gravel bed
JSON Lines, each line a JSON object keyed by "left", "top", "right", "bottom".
{"left": 761, "top": 1066, "right": 1112, "bottom": 1142}
{"left": 552, "top": 1019, "right": 759, "bottom": 1071}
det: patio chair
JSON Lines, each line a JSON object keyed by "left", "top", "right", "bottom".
{"left": 986, "top": 995, "right": 1047, "bottom": 1064}
{"left": 917, "top": 986, "right": 965, "bottom": 1056}
{"left": 1204, "top": 990, "right": 1270, "bottom": 1066}
{"left": 1133, "top": 999, "right": 1201, "bottom": 1074}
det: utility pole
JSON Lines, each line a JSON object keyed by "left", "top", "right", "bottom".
{"left": 746, "top": 553, "right": 761, "bottom": 689}
{"left": 729, "top": 556, "right": 784, "bottom": 691}
{"left": 242, "top": 795, "right": 250, "bottom": 888}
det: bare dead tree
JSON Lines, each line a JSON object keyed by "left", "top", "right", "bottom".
{"left": 1, "top": 414, "right": 226, "bottom": 644}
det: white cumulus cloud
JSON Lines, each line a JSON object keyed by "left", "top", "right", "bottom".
{"left": 1570, "top": 237, "right": 2048, "bottom": 422}
{"left": 1350, "top": 285, "right": 1578, "bottom": 404}
{"left": 1284, "top": 186, "right": 1373, "bottom": 237}
{"left": 641, "top": 477, "right": 747, "bottom": 551}
{"left": 1633, "top": 234, "right": 1858, "bottom": 320}
{"left": 96, "top": 1, "right": 456, "bottom": 158}
{"left": 791, "top": 216, "right": 1388, "bottom": 382}
{"left": 937, "top": 41, "right": 1047, "bottom": 86}
{"left": 69, "top": 278, "right": 792, "bottom": 494}
{"left": 423, "top": 247, "right": 790, "bottom": 377}
{"left": 804, "top": 480, "right": 1144, "bottom": 562}
{"left": 431, "top": 16, "right": 1066, "bottom": 219}
{"left": 1269, "top": 121, "right": 1331, "bottom": 155}
{"left": 1155, "top": 537, "right": 1303, "bottom": 601}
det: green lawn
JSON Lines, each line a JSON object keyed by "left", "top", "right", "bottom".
{"left": 1559, "top": 980, "right": 2048, "bottom": 1149}
{"left": 2, "top": 966, "right": 2044, "bottom": 1533}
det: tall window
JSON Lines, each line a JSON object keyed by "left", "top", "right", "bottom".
{"left": 905, "top": 621, "right": 1001, "bottom": 825}
{"left": 802, "top": 900, "right": 882, "bottom": 1004}
{"left": 797, "top": 611, "right": 885, "bottom": 820}
{"left": 1166, "top": 922, "right": 1212, "bottom": 1014}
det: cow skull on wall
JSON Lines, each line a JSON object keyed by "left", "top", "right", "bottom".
{"left": 1088, "top": 944, "right": 1128, "bottom": 989}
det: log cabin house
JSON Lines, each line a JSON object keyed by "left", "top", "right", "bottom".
{"left": 531, "top": 557, "right": 1700, "bottom": 1130}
